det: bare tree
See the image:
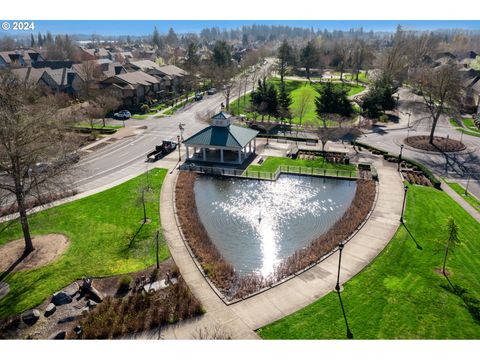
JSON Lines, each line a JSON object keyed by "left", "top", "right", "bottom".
{"left": 0, "top": 71, "right": 80, "bottom": 254}
{"left": 75, "top": 60, "right": 103, "bottom": 98}
{"left": 413, "top": 64, "right": 462, "bottom": 144}
{"left": 333, "top": 39, "right": 352, "bottom": 81}
{"left": 292, "top": 86, "right": 313, "bottom": 126}
{"left": 92, "top": 90, "right": 121, "bottom": 127}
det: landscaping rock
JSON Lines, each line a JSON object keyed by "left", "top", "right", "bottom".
{"left": 81, "top": 306, "right": 90, "bottom": 315}
{"left": 63, "top": 282, "right": 79, "bottom": 297}
{"left": 57, "top": 316, "right": 75, "bottom": 324}
{"left": 170, "top": 277, "right": 178, "bottom": 285}
{"left": 52, "top": 331, "right": 66, "bottom": 340}
{"left": 86, "top": 300, "right": 98, "bottom": 308}
{"left": 80, "top": 278, "right": 103, "bottom": 303}
{"left": 44, "top": 303, "right": 56, "bottom": 317}
{"left": 52, "top": 291, "right": 72, "bottom": 306}
{"left": 21, "top": 309, "right": 40, "bottom": 326}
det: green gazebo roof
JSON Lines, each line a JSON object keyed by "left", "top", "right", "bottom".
{"left": 183, "top": 124, "right": 258, "bottom": 149}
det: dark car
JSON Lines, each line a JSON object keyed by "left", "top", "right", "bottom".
{"left": 194, "top": 92, "right": 203, "bottom": 101}
{"left": 113, "top": 110, "right": 131, "bottom": 120}
{"left": 207, "top": 88, "right": 216, "bottom": 95}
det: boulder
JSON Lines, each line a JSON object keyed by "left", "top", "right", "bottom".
{"left": 63, "top": 282, "right": 79, "bottom": 297}
{"left": 52, "top": 331, "right": 66, "bottom": 340}
{"left": 86, "top": 300, "right": 98, "bottom": 308}
{"left": 52, "top": 291, "right": 72, "bottom": 306}
{"left": 80, "top": 306, "right": 90, "bottom": 315}
{"left": 80, "top": 278, "right": 103, "bottom": 303}
{"left": 21, "top": 309, "right": 40, "bottom": 326}
{"left": 44, "top": 303, "right": 56, "bottom": 317}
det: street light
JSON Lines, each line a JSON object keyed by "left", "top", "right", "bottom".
{"left": 177, "top": 135, "right": 181, "bottom": 162}
{"left": 400, "top": 185, "right": 408, "bottom": 223}
{"left": 335, "top": 242, "right": 345, "bottom": 292}
{"left": 397, "top": 144, "right": 404, "bottom": 172}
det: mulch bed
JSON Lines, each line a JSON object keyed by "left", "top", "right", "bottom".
{"left": 175, "top": 171, "right": 376, "bottom": 301}
{"left": 404, "top": 135, "right": 466, "bottom": 153}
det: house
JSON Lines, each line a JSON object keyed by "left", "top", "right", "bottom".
{"left": 79, "top": 47, "right": 112, "bottom": 61}
{"left": 0, "top": 49, "right": 44, "bottom": 68}
{"left": 11, "top": 67, "right": 45, "bottom": 84}
{"left": 40, "top": 67, "right": 83, "bottom": 94}
{"left": 183, "top": 112, "right": 258, "bottom": 165}
{"left": 126, "top": 60, "right": 190, "bottom": 95}
{"left": 459, "top": 68, "right": 480, "bottom": 112}
{"left": 101, "top": 71, "right": 161, "bottom": 107}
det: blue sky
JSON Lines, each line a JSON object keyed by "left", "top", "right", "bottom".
{"left": 1, "top": 20, "right": 480, "bottom": 36}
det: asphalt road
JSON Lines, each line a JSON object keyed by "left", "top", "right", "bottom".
{"left": 360, "top": 87, "right": 480, "bottom": 198}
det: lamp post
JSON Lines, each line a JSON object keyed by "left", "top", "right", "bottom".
{"left": 397, "top": 144, "right": 404, "bottom": 172}
{"left": 400, "top": 185, "right": 408, "bottom": 223}
{"left": 335, "top": 242, "right": 345, "bottom": 292}
{"left": 465, "top": 174, "right": 471, "bottom": 195}
{"left": 177, "top": 135, "right": 181, "bottom": 162}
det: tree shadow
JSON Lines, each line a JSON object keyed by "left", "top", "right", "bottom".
{"left": 336, "top": 290, "right": 354, "bottom": 339}
{"left": 402, "top": 223, "right": 423, "bottom": 250}
{"left": 440, "top": 278, "right": 480, "bottom": 324}
{"left": 0, "top": 252, "right": 29, "bottom": 283}
{"left": 126, "top": 222, "right": 146, "bottom": 249}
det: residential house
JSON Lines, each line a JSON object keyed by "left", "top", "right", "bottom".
{"left": 0, "top": 49, "right": 45, "bottom": 68}
{"left": 126, "top": 60, "right": 190, "bottom": 95}
{"left": 101, "top": 71, "right": 161, "bottom": 107}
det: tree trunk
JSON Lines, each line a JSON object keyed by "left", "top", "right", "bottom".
{"left": 442, "top": 245, "right": 449, "bottom": 276}
{"left": 429, "top": 115, "right": 440, "bottom": 145}
{"left": 102, "top": 117, "right": 106, "bottom": 127}
{"left": 142, "top": 190, "right": 147, "bottom": 224}
{"left": 14, "top": 181, "right": 34, "bottom": 254}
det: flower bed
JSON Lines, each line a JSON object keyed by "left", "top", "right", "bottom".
{"left": 175, "top": 171, "right": 376, "bottom": 301}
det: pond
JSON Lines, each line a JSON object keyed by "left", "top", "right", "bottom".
{"left": 194, "top": 174, "right": 357, "bottom": 277}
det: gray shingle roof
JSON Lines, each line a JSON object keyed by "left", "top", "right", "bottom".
{"left": 183, "top": 124, "right": 258, "bottom": 149}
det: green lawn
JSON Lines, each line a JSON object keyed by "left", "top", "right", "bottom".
{"left": 258, "top": 184, "right": 480, "bottom": 339}
{"left": 446, "top": 181, "right": 480, "bottom": 213}
{"left": 247, "top": 156, "right": 357, "bottom": 174}
{"left": 131, "top": 114, "right": 149, "bottom": 120}
{"left": 76, "top": 123, "right": 122, "bottom": 130}
{"left": 230, "top": 79, "right": 363, "bottom": 126}
{"left": 449, "top": 118, "right": 480, "bottom": 137}
{"left": 0, "top": 169, "right": 170, "bottom": 318}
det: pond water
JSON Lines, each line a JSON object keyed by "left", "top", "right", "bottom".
{"left": 194, "top": 174, "right": 357, "bottom": 277}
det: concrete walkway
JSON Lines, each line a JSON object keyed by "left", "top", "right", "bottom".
{"left": 441, "top": 180, "right": 480, "bottom": 222}
{"left": 146, "top": 156, "right": 404, "bottom": 338}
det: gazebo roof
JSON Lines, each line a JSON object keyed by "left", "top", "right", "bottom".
{"left": 183, "top": 124, "right": 258, "bottom": 149}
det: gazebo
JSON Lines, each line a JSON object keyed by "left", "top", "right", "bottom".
{"left": 183, "top": 112, "right": 258, "bottom": 165}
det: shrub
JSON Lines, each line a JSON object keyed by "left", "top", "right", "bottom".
{"left": 118, "top": 275, "right": 133, "bottom": 293}
{"left": 140, "top": 104, "right": 150, "bottom": 114}
{"left": 378, "top": 114, "right": 389, "bottom": 123}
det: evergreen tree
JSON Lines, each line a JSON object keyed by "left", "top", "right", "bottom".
{"left": 46, "top": 32, "right": 53, "bottom": 45}
{"left": 315, "top": 82, "right": 353, "bottom": 122}
{"left": 300, "top": 40, "right": 320, "bottom": 80}
{"left": 166, "top": 28, "right": 178, "bottom": 47}
{"left": 185, "top": 42, "right": 199, "bottom": 70}
{"left": 277, "top": 39, "right": 293, "bottom": 83}
{"left": 242, "top": 34, "right": 249, "bottom": 47}
{"left": 361, "top": 75, "right": 397, "bottom": 118}
{"left": 30, "top": 34, "right": 35, "bottom": 47}
{"left": 278, "top": 82, "right": 292, "bottom": 120}
{"left": 266, "top": 83, "right": 279, "bottom": 120}
{"left": 212, "top": 40, "right": 232, "bottom": 67}
{"left": 152, "top": 27, "right": 163, "bottom": 49}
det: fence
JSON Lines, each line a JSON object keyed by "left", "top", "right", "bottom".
{"left": 179, "top": 163, "right": 361, "bottom": 181}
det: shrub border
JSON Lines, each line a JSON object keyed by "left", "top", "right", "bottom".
{"left": 173, "top": 170, "right": 379, "bottom": 305}
{"left": 352, "top": 141, "right": 442, "bottom": 189}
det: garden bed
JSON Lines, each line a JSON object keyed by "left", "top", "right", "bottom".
{"left": 175, "top": 171, "right": 375, "bottom": 301}
{"left": 404, "top": 135, "right": 466, "bottom": 153}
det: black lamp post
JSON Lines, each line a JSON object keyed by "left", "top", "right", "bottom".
{"left": 400, "top": 185, "right": 408, "bottom": 223}
{"left": 397, "top": 144, "right": 404, "bottom": 172}
{"left": 177, "top": 135, "right": 181, "bottom": 162}
{"left": 335, "top": 242, "right": 345, "bottom": 292}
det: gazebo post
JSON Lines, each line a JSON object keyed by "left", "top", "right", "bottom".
{"left": 220, "top": 149, "right": 224, "bottom": 163}
{"left": 202, "top": 148, "right": 206, "bottom": 161}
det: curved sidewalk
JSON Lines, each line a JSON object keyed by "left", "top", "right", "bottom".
{"left": 156, "top": 157, "right": 404, "bottom": 338}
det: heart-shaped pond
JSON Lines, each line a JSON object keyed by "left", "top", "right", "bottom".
{"left": 194, "top": 174, "right": 357, "bottom": 277}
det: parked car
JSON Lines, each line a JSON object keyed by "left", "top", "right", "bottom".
{"left": 194, "top": 92, "right": 203, "bottom": 101}
{"left": 207, "top": 88, "right": 217, "bottom": 95}
{"left": 113, "top": 110, "right": 131, "bottom": 120}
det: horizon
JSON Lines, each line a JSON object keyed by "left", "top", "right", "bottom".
{"left": 1, "top": 20, "right": 480, "bottom": 38}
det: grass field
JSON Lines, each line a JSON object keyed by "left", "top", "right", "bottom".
{"left": 0, "top": 169, "right": 170, "bottom": 318}
{"left": 446, "top": 181, "right": 480, "bottom": 213}
{"left": 230, "top": 79, "right": 364, "bottom": 126}
{"left": 449, "top": 118, "right": 480, "bottom": 137}
{"left": 76, "top": 123, "right": 122, "bottom": 130}
{"left": 258, "top": 184, "right": 480, "bottom": 339}
{"left": 246, "top": 156, "right": 357, "bottom": 178}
